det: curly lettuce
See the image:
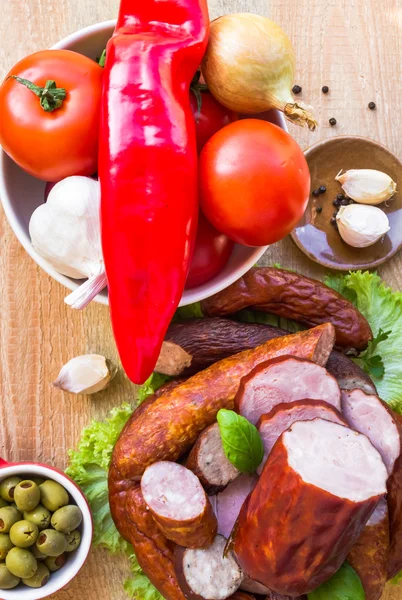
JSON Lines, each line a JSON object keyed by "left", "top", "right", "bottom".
{"left": 66, "top": 376, "right": 166, "bottom": 599}
{"left": 325, "top": 271, "right": 402, "bottom": 413}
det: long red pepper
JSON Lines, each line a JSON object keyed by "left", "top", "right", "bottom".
{"left": 99, "top": 0, "right": 209, "bottom": 383}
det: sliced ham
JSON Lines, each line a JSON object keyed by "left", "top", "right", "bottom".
{"left": 341, "top": 389, "right": 402, "bottom": 578}
{"left": 234, "top": 419, "right": 388, "bottom": 596}
{"left": 141, "top": 461, "right": 217, "bottom": 549}
{"left": 256, "top": 400, "right": 346, "bottom": 474}
{"left": 186, "top": 423, "right": 240, "bottom": 494}
{"left": 212, "top": 474, "right": 257, "bottom": 539}
{"left": 235, "top": 356, "right": 341, "bottom": 425}
{"left": 175, "top": 535, "right": 243, "bottom": 600}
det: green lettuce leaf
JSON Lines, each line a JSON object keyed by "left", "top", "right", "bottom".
{"left": 137, "top": 372, "right": 172, "bottom": 402}
{"left": 325, "top": 271, "right": 402, "bottom": 412}
{"left": 390, "top": 570, "right": 402, "bottom": 585}
{"left": 308, "top": 563, "right": 364, "bottom": 600}
{"left": 173, "top": 301, "right": 204, "bottom": 321}
{"left": 66, "top": 371, "right": 168, "bottom": 599}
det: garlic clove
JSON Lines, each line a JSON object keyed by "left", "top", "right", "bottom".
{"left": 52, "top": 354, "right": 117, "bottom": 395}
{"left": 335, "top": 169, "right": 397, "bottom": 205}
{"left": 336, "top": 204, "right": 390, "bottom": 248}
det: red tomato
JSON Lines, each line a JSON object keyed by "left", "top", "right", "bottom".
{"left": 199, "top": 119, "right": 310, "bottom": 247}
{"left": 186, "top": 212, "right": 234, "bottom": 288}
{"left": 0, "top": 50, "right": 103, "bottom": 182}
{"left": 190, "top": 90, "right": 238, "bottom": 153}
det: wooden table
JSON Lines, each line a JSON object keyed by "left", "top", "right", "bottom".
{"left": 0, "top": 0, "right": 401, "bottom": 598}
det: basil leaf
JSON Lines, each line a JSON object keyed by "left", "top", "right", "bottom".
{"left": 217, "top": 409, "right": 264, "bottom": 473}
{"left": 308, "top": 563, "right": 364, "bottom": 600}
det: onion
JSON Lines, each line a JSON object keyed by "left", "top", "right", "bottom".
{"left": 202, "top": 13, "right": 317, "bottom": 130}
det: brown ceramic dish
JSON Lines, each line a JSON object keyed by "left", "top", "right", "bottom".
{"left": 291, "top": 136, "right": 402, "bottom": 270}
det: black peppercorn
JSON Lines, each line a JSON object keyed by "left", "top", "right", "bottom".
{"left": 336, "top": 193, "right": 345, "bottom": 201}
{"left": 316, "top": 206, "right": 323, "bottom": 214}
{"left": 368, "top": 101, "right": 376, "bottom": 110}
{"left": 329, "top": 118, "right": 337, "bottom": 126}
{"left": 312, "top": 189, "right": 320, "bottom": 197}
{"left": 333, "top": 211, "right": 338, "bottom": 218}
{"left": 319, "top": 185, "right": 327, "bottom": 194}
{"left": 292, "top": 85, "right": 302, "bottom": 94}
{"left": 340, "top": 198, "right": 350, "bottom": 205}
{"left": 322, "top": 86, "right": 329, "bottom": 94}
{"left": 330, "top": 217, "right": 338, "bottom": 229}
{"left": 333, "top": 199, "right": 340, "bottom": 207}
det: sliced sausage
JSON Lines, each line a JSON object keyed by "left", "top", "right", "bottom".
{"left": 234, "top": 419, "right": 388, "bottom": 596}
{"left": 347, "top": 498, "right": 389, "bottom": 600}
{"left": 341, "top": 388, "right": 402, "bottom": 578}
{"left": 141, "top": 461, "right": 217, "bottom": 548}
{"left": 256, "top": 400, "right": 346, "bottom": 474}
{"left": 236, "top": 356, "right": 341, "bottom": 425}
{"left": 123, "top": 482, "right": 186, "bottom": 600}
{"left": 175, "top": 535, "right": 243, "bottom": 600}
{"left": 201, "top": 267, "right": 372, "bottom": 350}
{"left": 213, "top": 474, "right": 257, "bottom": 539}
{"left": 229, "top": 594, "right": 255, "bottom": 600}
{"left": 186, "top": 423, "right": 240, "bottom": 494}
{"left": 113, "top": 323, "right": 335, "bottom": 479}
{"left": 266, "top": 594, "right": 307, "bottom": 600}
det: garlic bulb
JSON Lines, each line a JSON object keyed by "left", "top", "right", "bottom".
{"left": 336, "top": 204, "right": 390, "bottom": 248}
{"left": 53, "top": 354, "right": 117, "bottom": 395}
{"left": 29, "top": 176, "right": 107, "bottom": 309}
{"left": 335, "top": 169, "right": 397, "bottom": 205}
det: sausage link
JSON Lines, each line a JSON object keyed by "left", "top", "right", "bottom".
{"left": 113, "top": 324, "right": 335, "bottom": 480}
{"left": 201, "top": 267, "right": 372, "bottom": 350}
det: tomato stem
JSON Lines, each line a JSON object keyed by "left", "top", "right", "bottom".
{"left": 8, "top": 76, "right": 66, "bottom": 112}
{"left": 98, "top": 50, "right": 107, "bottom": 68}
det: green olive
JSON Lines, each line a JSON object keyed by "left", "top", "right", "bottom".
{"left": 0, "top": 499, "right": 8, "bottom": 509}
{"left": 0, "top": 477, "right": 22, "bottom": 502}
{"left": 0, "top": 563, "right": 20, "bottom": 589}
{"left": 39, "top": 481, "right": 69, "bottom": 512}
{"left": 22, "top": 562, "right": 50, "bottom": 588}
{"left": 14, "top": 481, "right": 40, "bottom": 512}
{"left": 0, "top": 534, "right": 13, "bottom": 560}
{"left": 23, "top": 505, "right": 51, "bottom": 530}
{"left": 9, "top": 520, "right": 38, "bottom": 548}
{"left": 65, "top": 529, "right": 81, "bottom": 552}
{"left": 32, "top": 545, "right": 47, "bottom": 560}
{"left": 36, "top": 529, "right": 67, "bottom": 557}
{"left": 30, "top": 477, "right": 45, "bottom": 487}
{"left": 45, "top": 552, "right": 66, "bottom": 572}
{"left": 0, "top": 507, "right": 22, "bottom": 533}
{"left": 51, "top": 505, "right": 82, "bottom": 534}
{"left": 6, "top": 547, "right": 37, "bottom": 579}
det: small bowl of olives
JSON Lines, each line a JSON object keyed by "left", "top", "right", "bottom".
{"left": 0, "top": 459, "right": 92, "bottom": 599}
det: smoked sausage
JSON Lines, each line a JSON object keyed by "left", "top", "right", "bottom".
{"left": 341, "top": 389, "right": 402, "bottom": 579}
{"left": 113, "top": 324, "right": 335, "bottom": 480}
{"left": 347, "top": 498, "right": 389, "bottom": 600}
{"left": 236, "top": 356, "right": 341, "bottom": 425}
{"left": 234, "top": 419, "right": 388, "bottom": 595}
{"left": 186, "top": 423, "right": 240, "bottom": 494}
{"left": 201, "top": 267, "right": 372, "bottom": 350}
{"left": 256, "top": 400, "right": 346, "bottom": 474}
{"left": 141, "top": 461, "right": 217, "bottom": 548}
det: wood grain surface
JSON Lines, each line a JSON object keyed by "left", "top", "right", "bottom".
{"left": 0, "top": 0, "right": 401, "bottom": 598}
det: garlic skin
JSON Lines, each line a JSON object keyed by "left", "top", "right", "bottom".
{"left": 336, "top": 204, "right": 390, "bottom": 248}
{"left": 29, "top": 176, "right": 107, "bottom": 309}
{"left": 335, "top": 169, "right": 397, "bottom": 205}
{"left": 53, "top": 354, "right": 117, "bottom": 395}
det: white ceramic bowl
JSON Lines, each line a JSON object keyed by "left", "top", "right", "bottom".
{"left": 0, "top": 20, "right": 287, "bottom": 307}
{"left": 0, "top": 458, "right": 92, "bottom": 600}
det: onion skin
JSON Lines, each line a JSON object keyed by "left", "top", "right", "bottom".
{"left": 202, "top": 13, "right": 317, "bottom": 131}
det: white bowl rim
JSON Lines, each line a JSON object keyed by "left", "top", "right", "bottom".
{"left": 0, "top": 463, "right": 92, "bottom": 600}
{"left": 0, "top": 19, "right": 287, "bottom": 308}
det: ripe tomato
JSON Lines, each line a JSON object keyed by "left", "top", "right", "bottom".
{"left": 190, "top": 90, "right": 238, "bottom": 153}
{"left": 186, "top": 212, "right": 234, "bottom": 288}
{"left": 0, "top": 50, "right": 103, "bottom": 182}
{"left": 199, "top": 119, "right": 310, "bottom": 247}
